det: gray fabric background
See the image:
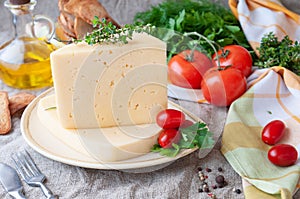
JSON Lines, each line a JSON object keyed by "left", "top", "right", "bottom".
{"left": 0, "top": 0, "right": 299, "bottom": 198}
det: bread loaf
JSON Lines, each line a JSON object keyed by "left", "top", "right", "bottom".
{"left": 56, "top": 0, "right": 119, "bottom": 40}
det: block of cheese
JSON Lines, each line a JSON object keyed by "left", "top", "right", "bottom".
{"left": 37, "top": 94, "right": 161, "bottom": 161}
{"left": 50, "top": 33, "right": 167, "bottom": 129}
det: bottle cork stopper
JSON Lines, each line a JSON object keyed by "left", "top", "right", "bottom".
{"left": 9, "top": 0, "right": 30, "bottom": 5}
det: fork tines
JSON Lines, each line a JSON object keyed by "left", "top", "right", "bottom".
{"left": 12, "top": 151, "right": 58, "bottom": 198}
{"left": 12, "top": 150, "right": 44, "bottom": 182}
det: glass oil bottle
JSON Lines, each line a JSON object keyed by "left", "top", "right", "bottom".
{"left": 0, "top": 0, "right": 56, "bottom": 89}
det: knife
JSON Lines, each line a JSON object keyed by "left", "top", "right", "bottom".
{"left": 0, "top": 163, "right": 26, "bottom": 199}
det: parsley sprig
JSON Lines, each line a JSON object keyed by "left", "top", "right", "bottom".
{"left": 77, "top": 16, "right": 152, "bottom": 45}
{"left": 134, "top": 0, "right": 252, "bottom": 58}
{"left": 151, "top": 122, "right": 214, "bottom": 157}
{"left": 256, "top": 32, "right": 300, "bottom": 75}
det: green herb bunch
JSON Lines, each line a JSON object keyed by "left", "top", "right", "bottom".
{"left": 255, "top": 32, "right": 300, "bottom": 75}
{"left": 152, "top": 122, "right": 214, "bottom": 157}
{"left": 134, "top": 0, "right": 251, "bottom": 58}
{"left": 78, "top": 16, "right": 152, "bottom": 45}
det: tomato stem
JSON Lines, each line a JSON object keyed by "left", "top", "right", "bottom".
{"left": 221, "top": 49, "right": 230, "bottom": 58}
{"left": 184, "top": 49, "right": 195, "bottom": 62}
{"left": 183, "top": 32, "right": 221, "bottom": 69}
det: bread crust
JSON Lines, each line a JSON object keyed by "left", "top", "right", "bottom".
{"left": 74, "top": 17, "right": 93, "bottom": 39}
{"left": 57, "top": 15, "right": 76, "bottom": 38}
{"left": 9, "top": 92, "right": 36, "bottom": 115}
{"left": 0, "top": 91, "right": 11, "bottom": 135}
{"left": 56, "top": 0, "right": 119, "bottom": 40}
{"left": 64, "top": 0, "right": 119, "bottom": 26}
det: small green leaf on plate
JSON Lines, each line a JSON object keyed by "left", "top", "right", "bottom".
{"left": 45, "top": 106, "right": 57, "bottom": 111}
{"left": 151, "top": 121, "right": 214, "bottom": 157}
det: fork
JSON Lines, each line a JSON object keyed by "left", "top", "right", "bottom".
{"left": 12, "top": 151, "right": 58, "bottom": 199}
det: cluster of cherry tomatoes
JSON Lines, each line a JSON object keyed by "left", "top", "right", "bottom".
{"left": 261, "top": 120, "right": 298, "bottom": 167}
{"left": 156, "top": 109, "right": 193, "bottom": 148}
{"left": 168, "top": 45, "right": 252, "bottom": 106}
{"left": 168, "top": 47, "right": 299, "bottom": 166}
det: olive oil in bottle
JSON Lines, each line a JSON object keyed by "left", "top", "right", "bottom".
{"left": 0, "top": 37, "right": 56, "bottom": 89}
{"left": 0, "top": 0, "right": 56, "bottom": 89}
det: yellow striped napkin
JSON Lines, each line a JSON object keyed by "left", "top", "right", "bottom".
{"left": 223, "top": 1, "right": 300, "bottom": 198}
{"left": 221, "top": 67, "right": 300, "bottom": 199}
{"left": 228, "top": 0, "right": 300, "bottom": 55}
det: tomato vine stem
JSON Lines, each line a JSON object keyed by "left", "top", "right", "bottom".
{"left": 183, "top": 32, "right": 221, "bottom": 69}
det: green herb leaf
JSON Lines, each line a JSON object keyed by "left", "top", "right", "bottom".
{"left": 134, "top": 0, "right": 252, "bottom": 59}
{"left": 159, "top": 143, "right": 180, "bottom": 157}
{"left": 225, "top": 25, "right": 240, "bottom": 33}
{"left": 44, "top": 106, "right": 57, "bottom": 111}
{"left": 151, "top": 144, "right": 163, "bottom": 152}
{"left": 255, "top": 32, "right": 300, "bottom": 75}
{"left": 151, "top": 122, "right": 214, "bottom": 157}
{"left": 76, "top": 17, "right": 152, "bottom": 45}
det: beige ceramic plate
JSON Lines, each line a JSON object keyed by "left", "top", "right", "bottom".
{"left": 21, "top": 88, "right": 204, "bottom": 171}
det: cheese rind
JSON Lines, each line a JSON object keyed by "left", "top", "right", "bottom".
{"left": 50, "top": 33, "right": 167, "bottom": 129}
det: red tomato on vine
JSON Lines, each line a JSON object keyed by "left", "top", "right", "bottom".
{"left": 168, "top": 49, "right": 213, "bottom": 89}
{"left": 201, "top": 67, "right": 247, "bottom": 106}
{"left": 212, "top": 45, "right": 253, "bottom": 77}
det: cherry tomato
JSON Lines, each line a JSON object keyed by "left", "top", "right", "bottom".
{"left": 268, "top": 144, "right": 298, "bottom": 167}
{"left": 201, "top": 68, "right": 247, "bottom": 107}
{"left": 212, "top": 45, "right": 253, "bottom": 77}
{"left": 158, "top": 129, "right": 182, "bottom": 148}
{"left": 156, "top": 109, "right": 186, "bottom": 129}
{"left": 262, "top": 120, "right": 286, "bottom": 145}
{"left": 168, "top": 50, "right": 213, "bottom": 89}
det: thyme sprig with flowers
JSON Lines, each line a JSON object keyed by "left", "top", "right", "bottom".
{"left": 77, "top": 16, "right": 152, "bottom": 45}
{"left": 255, "top": 32, "right": 300, "bottom": 75}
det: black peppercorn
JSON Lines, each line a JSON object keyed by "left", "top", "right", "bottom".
{"left": 217, "top": 167, "right": 223, "bottom": 172}
{"left": 215, "top": 175, "right": 225, "bottom": 184}
{"left": 206, "top": 168, "right": 212, "bottom": 172}
{"left": 235, "top": 189, "right": 242, "bottom": 194}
